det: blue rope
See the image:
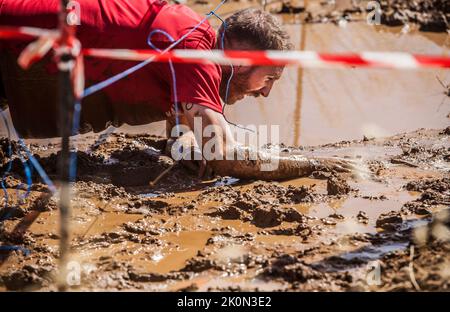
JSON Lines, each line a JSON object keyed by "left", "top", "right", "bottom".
{"left": 0, "top": 111, "right": 34, "bottom": 222}
{"left": 15, "top": 153, "right": 32, "bottom": 205}
{"left": 0, "top": 111, "right": 57, "bottom": 195}
{"left": 1, "top": 110, "right": 56, "bottom": 205}
{"left": 210, "top": 11, "right": 234, "bottom": 105}
{"left": 19, "top": 139, "right": 57, "bottom": 194}
{"left": 0, "top": 114, "right": 55, "bottom": 258}
{"left": 0, "top": 153, "right": 32, "bottom": 223}
{"left": 69, "top": 100, "right": 81, "bottom": 182}
{"left": 0, "top": 112, "right": 34, "bottom": 256}
{"left": 0, "top": 245, "right": 30, "bottom": 256}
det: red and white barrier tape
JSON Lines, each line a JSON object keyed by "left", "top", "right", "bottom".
{"left": 1, "top": 26, "right": 449, "bottom": 69}
{"left": 83, "top": 48, "right": 450, "bottom": 69}
{"left": 0, "top": 26, "right": 84, "bottom": 97}
{"left": 0, "top": 26, "right": 59, "bottom": 40}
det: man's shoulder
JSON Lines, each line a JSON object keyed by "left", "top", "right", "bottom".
{"left": 152, "top": 3, "right": 216, "bottom": 49}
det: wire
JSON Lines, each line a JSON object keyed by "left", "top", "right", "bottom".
{"left": 0, "top": 111, "right": 34, "bottom": 256}
{"left": 0, "top": 245, "right": 30, "bottom": 256}
{"left": 210, "top": 12, "right": 256, "bottom": 134}
{"left": 1, "top": 111, "right": 55, "bottom": 192}
{"left": 69, "top": 100, "right": 81, "bottom": 182}
{"left": 0, "top": 152, "right": 32, "bottom": 223}
{"left": 210, "top": 11, "right": 234, "bottom": 105}
{"left": 1, "top": 109, "right": 56, "bottom": 207}
{"left": 0, "top": 111, "right": 34, "bottom": 224}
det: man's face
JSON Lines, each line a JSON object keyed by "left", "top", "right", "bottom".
{"left": 220, "top": 65, "right": 284, "bottom": 104}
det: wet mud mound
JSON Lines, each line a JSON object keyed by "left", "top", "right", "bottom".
{"left": 261, "top": 208, "right": 450, "bottom": 291}
{"left": 0, "top": 133, "right": 198, "bottom": 191}
{"left": 272, "top": 0, "right": 449, "bottom": 32}
{"left": 379, "top": 0, "right": 450, "bottom": 32}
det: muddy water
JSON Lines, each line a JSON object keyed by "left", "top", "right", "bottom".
{"left": 225, "top": 22, "right": 450, "bottom": 146}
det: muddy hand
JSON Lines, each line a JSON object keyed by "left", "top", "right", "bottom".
{"left": 312, "top": 156, "right": 374, "bottom": 179}
{"left": 176, "top": 145, "right": 210, "bottom": 178}
{"left": 193, "top": 157, "right": 215, "bottom": 180}
{"left": 311, "top": 157, "right": 358, "bottom": 173}
{"left": 180, "top": 158, "right": 215, "bottom": 180}
{"left": 166, "top": 137, "right": 214, "bottom": 179}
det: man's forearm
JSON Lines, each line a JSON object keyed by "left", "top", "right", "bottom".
{"left": 209, "top": 145, "right": 315, "bottom": 180}
{"left": 178, "top": 104, "right": 320, "bottom": 180}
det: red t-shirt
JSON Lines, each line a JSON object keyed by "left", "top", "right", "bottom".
{"left": 0, "top": 0, "right": 223, "bottom": 115}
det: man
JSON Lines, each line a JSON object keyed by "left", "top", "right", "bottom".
{"left": 0, "top": 0, "right": 353, "bottom": 180}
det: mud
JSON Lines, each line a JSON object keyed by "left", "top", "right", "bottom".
{"left": 0, "top": 127, "right": 448, "bottom": 292}
{"left": 379, "top": 0, "right": 449, "bottom": 32}
{"left": 405, "top": 177, "right": 450, "bottom": 193}
{"left": 376, "top": 211, "right": 404, "bottom": 231}
{"left": 327, "top": 175, "right": 353, "bottom": 196}
{"left": 271, "top": 0, "right": 449, "bottom": 32}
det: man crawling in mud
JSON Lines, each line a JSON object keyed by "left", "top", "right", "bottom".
{"left": 0, "top": 0, "right": 353, "bottom": 180}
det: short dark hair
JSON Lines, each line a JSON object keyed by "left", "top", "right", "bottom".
{"left": 220, "top": 9, "right": 293, "bottom": 51}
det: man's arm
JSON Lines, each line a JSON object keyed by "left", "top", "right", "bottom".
{"left": 168, "top": 103, "right": 353, "bottom": 180}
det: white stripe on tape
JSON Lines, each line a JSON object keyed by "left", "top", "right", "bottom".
{"left": 361, "top": 52, "right": 420, "bottom": 68}
{"left": 267, "top": 51, "right": 326, "bottom": 68}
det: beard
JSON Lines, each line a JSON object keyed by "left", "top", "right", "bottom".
{"left": 219, "top": 67, "right": 256, "bottom": 105}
